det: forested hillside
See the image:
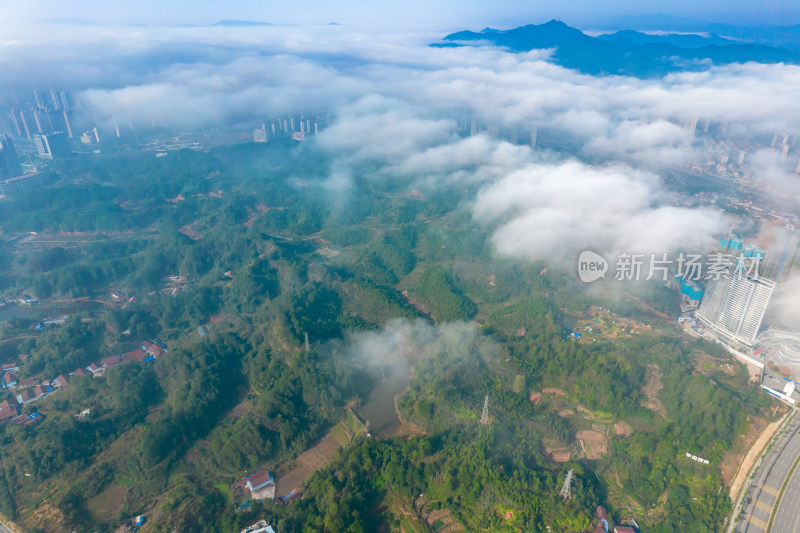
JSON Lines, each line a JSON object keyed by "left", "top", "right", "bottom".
{"left": 0, "top": 142, "right": 772, "bottom": 532}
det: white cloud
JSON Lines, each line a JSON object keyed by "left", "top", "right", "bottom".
{"left": 3, "top": 22, "right": 798, "bottom": 268}
{"left": 472, "top": 160, "right": 728, "bottom": 260}
{"left": 769, "top": 273, "right": 800, "bottom": 332}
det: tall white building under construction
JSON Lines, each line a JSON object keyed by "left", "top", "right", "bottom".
{"left": 696, "top": 271, "right": 776, "bottom": 346}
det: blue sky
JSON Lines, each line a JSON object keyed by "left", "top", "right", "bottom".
{"left": 2, "top": 0, "right": 799, "bottom": 28}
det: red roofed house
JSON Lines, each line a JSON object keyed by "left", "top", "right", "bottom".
{"left": 614, "top": 527, "right": 636, "bottom": 533}
{"left": 33, "top": 385, "right": 50, "bottom": 398}
{"left": 0, "top": 399, "right": 17, "bottom": 410}
{"left": 144, "top": 342, "right": 166, "bottom": 358}
{"left": 18, "top": 377, "right": 40, "bottom": 388}
{"left": 87, "top": 363, "right": 101, "bottom": 374}
{"left": 16, "top": 389, "right": 35, "bottom": 404}
{"left": 4, "top": 372, "right": 17, "bottom": 388}
{"left": 123, "top": 349, "right": 148, "bottom": 363}
{"left": 0, "top": 400, "right": 17, "bottom": 422}
{"left": 246, "top": 470, "right": 274, "bottom": 497}
{"left": 1, "top": 363, "right": 19, "bottom": 372}
{"left": 70, "top": 368, "right": 86, "bottom": 377}
{"left": 12, "top": 413, "right": 42, "bottom": 426}
{"left": 54, "top": 374, "right": 69, "bottom": 388}
{"left": 100, "top": 355, "right": 122, "bottom": 368}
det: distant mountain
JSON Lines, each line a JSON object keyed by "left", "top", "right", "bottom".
{"left": 597, "top": 30, "right": 738, "bottom": 49}
{"left": 588, "top": 13, "right": 712, "bottom": 32}
{"left": 584, "top": 15, "right": 800, "bottom": 52}
{"left": 440, "top": 20, "right": 799, "bottom": 77}
{"left": 212, "top": 20, "right": 273, "bottom": 27}
{"left": 706, "top": 23, "right": 800, "bottom": 52}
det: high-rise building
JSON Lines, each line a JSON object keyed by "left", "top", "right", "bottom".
{"left": 34, "top": 132, "right": 71, "bottom": 159}
{"left": 253, "top": 124, "right": 267, "bottom": 143}
{"left": 696, "top": 270, "right": 776, "bottom": 346}
{"left": 0, "top": 135, "right": 22, "bottom": 181}
{"left": 8, "top": 111, "right": 22, "bottom": 137}
{"left": 50, "top": 89, "right": 61, "bottom": 110}
{"left": 32, "top": 109, "right": 43, "bottom": 133}
{"left": 33, "top": 90, "right": 45, "bottom": 110}
{"left": 18, "top": 109, "right": 31, "bottom": 139}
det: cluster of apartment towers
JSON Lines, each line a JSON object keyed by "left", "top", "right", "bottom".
{"left": 689, "top": 230, "right": 798, "bottom": 348}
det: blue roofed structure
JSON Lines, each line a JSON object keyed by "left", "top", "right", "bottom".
{"left": 678, "top": 277, "right": 704, "bottom": 301}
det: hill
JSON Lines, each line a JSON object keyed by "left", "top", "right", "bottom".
{"left": 440, "top": 20, "right": 799, "bottom": 77}
{"left": 597, "top": 29, "right": 738, "bottom": 48}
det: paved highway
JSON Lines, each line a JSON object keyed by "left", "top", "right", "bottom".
{"left": 736, "top": 414, "right": 800, "bottom": 533}
{"left": 772, "top": 461, "right": 800, "bottom": 533}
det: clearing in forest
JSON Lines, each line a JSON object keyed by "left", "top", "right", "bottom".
{"left": 640, "top": 365, "right": 666, "bottom": 418}
{"left": 86, "top": 483, "right": 128, "bottom": 524}
{"left": 613, "top": 421, "right": 633, "bottom": 437}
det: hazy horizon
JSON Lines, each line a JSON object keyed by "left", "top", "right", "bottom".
{"left": 2, "top": 0, "right": 800, "bottom": 30}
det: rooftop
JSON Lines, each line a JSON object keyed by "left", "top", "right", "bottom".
{"left": 124, "top": 349, "right": 148, "bottom": 362}
{"left": 100, "top": 355, "right": 122, "bottom": 366}
{"left": 247, "top": 470, "right": 274, "bottom": 491}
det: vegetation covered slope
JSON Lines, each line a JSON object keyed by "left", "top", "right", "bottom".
{"left": 0, "top": 142, "right": 772, "bottom": 532}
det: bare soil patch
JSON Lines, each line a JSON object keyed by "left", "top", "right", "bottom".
{"left": 614, "top": 421, "right": 633, "bottom": 437}
{"left": 401, "top": 290, "right": 432, "bottom": 316}
{"left": 243, "top": 203, "right": 269, "bottom": 228}
{"left": 422, "top": 506, "right": 465, "bottom": 532}
{"left": 543, "top": 438, "right": 572, "bottom": 462}
{"left": 728, "top": 413, "right": 788, "bottom": 500}
{"left": 21, "top": 501, "right": 67, "bottom": 533}
{"left": 576, "top": 430, "right": 608, "bottom": 460}
{"left": 227, "top": 401, "right": 254, "bottom": 419}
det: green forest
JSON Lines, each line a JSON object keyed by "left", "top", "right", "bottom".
{"left": 0, "top": 141, "right": 773, "bottom": 533}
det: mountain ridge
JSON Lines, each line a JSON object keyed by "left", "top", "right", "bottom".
{"left": 440, "top": 20, "right": 799, "bottom": 77}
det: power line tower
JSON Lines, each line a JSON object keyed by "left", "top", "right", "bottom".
{"left": 559, "top": 469, "right": 574, "bottom": 501}
{"left": 479, "top": 395, "right": 490, "bottom": 425}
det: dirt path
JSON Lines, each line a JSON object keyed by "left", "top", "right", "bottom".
{"left": 729, "top": 412, "right": 791, "bottom": 501}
